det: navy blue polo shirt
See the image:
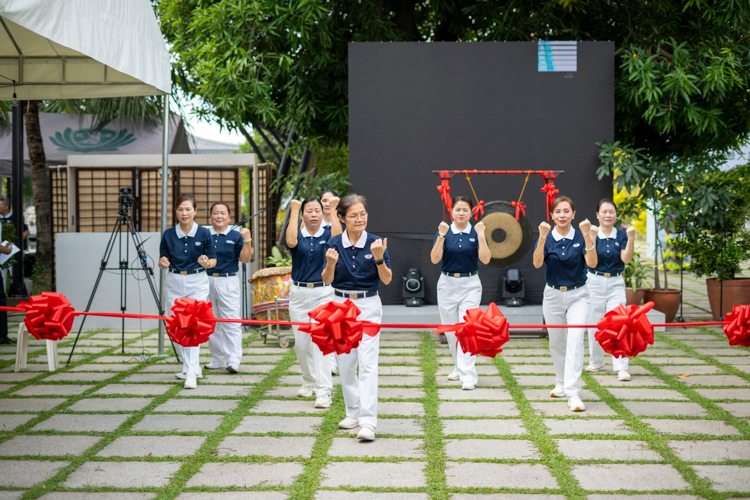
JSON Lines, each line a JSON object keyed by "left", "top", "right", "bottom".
{"left": 286, "top": 225, "right": 331, "bottom": 282}
{"left": 434, "top": 222, "right": 486, "bottom": 273}
{"left": 535, "top": 227, "right": 588, "bottom": 288}
{"left": 160, "top": 222, "right": 216, "bottom": 272}
{"left": 210, "top": 227, "right": 244, "bottom": 274}
{"left": 591, "top": 228, "right": 629, "bottom": 274}
{"left": 327, "top": 231, "right": 390, "bottom": 292}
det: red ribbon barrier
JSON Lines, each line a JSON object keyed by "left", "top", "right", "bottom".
{"left": 511, "top": 201, "right": 526, "bottom": 221}
{"left": 17, "top": 292, "right": 75, "bottom": 341}
{"left": 723, "top": 304, "right": 750, "bottom": 348}
{"left": 434, "top": 302, "right": 510, "bottom": 357}
{"left": 472, "top": 200, "right": 486, "bottom": 221}
{"left": 165, "top": 298, "right": 216, "bottom": 347}
{"left": 437, "top": 171, "right": 452, "bottom": 216}
{"left": 595, "top": 302, "right": 655, "bottom": 358}
{"left": 300, "top": 300, "right": 379, "bottom": 355}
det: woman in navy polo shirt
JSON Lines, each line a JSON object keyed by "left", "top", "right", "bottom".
{"left": 322, "top": 194, "right": 392, "bottom": 442}
{"left": 430, "top": 195, "right": 491, "bottom": 391}
{"left": 320, "top": 189, "right": 339, "bottom": 375}
{"left": 585, "top": 199, "right": 636, "bottom": 381}
{"left": 159, "top": 193, "right": 217, "bottom": 389}
{"left": 286, "top": 195, "right": 341, "bottom": 409}
{"left": 533, "top": 196, "right": 598, "bottom": 412}
{"left": 205, "top": 202, "right": 253, "bottom": 374}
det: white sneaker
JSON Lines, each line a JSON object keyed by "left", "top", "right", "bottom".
{"left": 175, "top": 372, "right": 203, "bottom": 380}
{"left": 184, "top": 372, "right": 198, "bottom": 389}
{"left": 226, "top": 365, "right": 239, "bottom": 374}
{"left": 297, "top": 386, "right": 315, "bottom": 398}
{"left": 205, "top": 362, "right": 225, "bottom": 370}
{"left": 447, "top": 370, "right": 460, "bottom": 381}
{"left": 550, "top": 384, "right": 565, "bottom": 397}
{"left": 338, "top": 417, "right": 359, "bottom": 429}
{"left": 462, "top": 381, "right": 475, "bottom": 390}
{"left": 314, "top": 396, "right": 332, "bottom": 408}
{"left": 618, "top": 370, "right": 631, "bottom": 381}
{"left": 585, "top": 364, "right": 605, "bottom": 373}
{"left": 568, "top": 395, "right": 585, "bottom": 412}
{"left": 331, "top": 367, "right": 339, "bottom": 375}
{"left": 357, "top": 424, "right": 375, "bottom": 441}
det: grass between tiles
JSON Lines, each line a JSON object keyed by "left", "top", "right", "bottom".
{"left": 419, "top": 331, "right": 449, "bottom": 500}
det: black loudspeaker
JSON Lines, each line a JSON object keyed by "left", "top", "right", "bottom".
{"left": 503, "top": 268, "right": 525, "bottom": 307}
{"left": 402, "top": 268, "right": 424, "bottom": 307}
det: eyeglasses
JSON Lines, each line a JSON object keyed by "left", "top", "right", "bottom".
{"left": 346, "top": 213, "right": 368, "bottom": 221}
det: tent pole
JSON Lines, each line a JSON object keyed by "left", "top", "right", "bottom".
{"left": 157, "top": 94, "right": 170, "bottom": 356}
{"left": 10, "top": 97, "right": 25, "bottom": 296}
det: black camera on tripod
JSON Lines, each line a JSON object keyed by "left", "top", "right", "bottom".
{"left": 118, "top": 187, "right": 134, "bottom": 215}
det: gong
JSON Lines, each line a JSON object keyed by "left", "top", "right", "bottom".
{"left": 479, "top": 200, "right": 533, "bottom": 268}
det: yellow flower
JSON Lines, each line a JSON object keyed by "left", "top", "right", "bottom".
{"left": 633, "top": 53, "right": 637, "bottom": 58}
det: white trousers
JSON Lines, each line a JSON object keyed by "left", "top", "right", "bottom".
{"left": 543, "top": 284, "right": 590, "bottom": 397}
{"left": 586, "top": 272, "right": 629, "bottom": 371}
{"left": 166, "top": 271, "right": 210, "bottom": 377}
{"left": 437, "top": 273, "right": 480, "bottom": 385}
{"left": 207, "top": 276, "right": 243, "bottom": 369}
{"left": 334, "top": 293, "right": 382, "bottom": 429}
{"left": 289, "top": 284, "right": 335, "bottom": 397}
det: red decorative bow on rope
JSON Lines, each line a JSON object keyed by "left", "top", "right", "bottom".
{"left": 539, "top": 171, "right": 559, "bottom": 221}
{"left": 472, "top": 200, "right": 486, "bottom": 221}
{"left": 166, "top": 298, "right": 216, "bottom": 347}
{"left": 18, "top": 292, "right": 76, "bottom": 341}
{"left": 511, "top": 201, "right": 526, "bottom": 221}
{"left": 437, "top": 171, "right": 452, "bottom": 216}
{"left": 595, "top": 302, "right": 655, "bottom": 358}
{"left": 301, "top": 300, "right": 379, "bottom": 355}
{"left": 723, "top": 304, "right": 750, "bottom": 348}
{"left": 434, "top": 302, "right": 510, "bottom": 358}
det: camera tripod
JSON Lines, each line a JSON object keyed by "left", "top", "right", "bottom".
{"left": 66, "top": 195, "right": 179, "bottom": 365}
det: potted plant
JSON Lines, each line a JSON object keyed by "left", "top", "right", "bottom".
{"left": 623, "top": 251, "right": 652, "bottom": 305}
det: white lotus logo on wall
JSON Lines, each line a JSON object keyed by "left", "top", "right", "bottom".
{"left": 50, "top": 127, "right": 137, "bottom": 152}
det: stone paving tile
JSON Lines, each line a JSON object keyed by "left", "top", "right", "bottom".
{"left": 639, "top": 357, "right": 706, "bottom": 365}
{"left": 379, "top": 402, "right": 425, "bottom": 416}
{"left": 0, "top": 373, "right": 38, "bottom": 382}
{"left": 683, "top": 340, "right": 734, "bottom": 347}
{"left": 439, "top": 402, "right": 519, "bottom": 417}
{"left": 445, "top": 462, "right": 557, "bottom": 489}
{"left": 97, "top": 436, "right": 205, "bottom": 457}
{"left": 67, "top": 397, "right": 153, "bottom": 412}
{"left": 587, "top": 496, "right": 700, "bottom": 500}
{"left": 64, "top": 461, "right": 181, "bottom": 488}
{"left": 0, "top": 414, "right": 37, "bottom": 431}
{"left": 379, "top": 356, "right": 420, "bottom": 365}
{"left": 572, "top": 464, "right": 689, "bottom": 491}
{"left": 177, "top": 493, "right": 286, "bottom": 500}
{"left": 186, "top": 462, "right": 303, "bottom": 487}
{"left": 622, "top": 402, "right": 708, "bottom": 416}
{"left": 202, "top": 375, "right": 265, "bottom": 385}
{"left": 120, "top": 373, "right": 181, "bottom": 383}
{"left": 344, "top": 418, "right": 424, "bottom": 436}
{"left": 718, "top": 402, "right": 750, "bottom": 417}
{"left": 531, "top": 402, "right": 617, "bottom": 417}
{"left": 0, "top": 435, "right": 100, "bottom": 456}
{"left": 251, "top": 399, "right": 327, "bottom": 414}
{"left": 139, "top": 364, "right": 192, "bottom": 373}
{"left": 736, "top": 365, "right": 750, "bottom": 374}
{"left": 694, "top": 348, "right": 748, "bottom": 356}
{"left": 316, "top": 492, "right": 429, "bottom": 500}
{"left": 94, "top": 384, "right": 172, "bottom": 396}
{"left": 451, "top": 495, "right": 565, "bottom": 500}
{"left": 240, "top": 355, "right": 283, "bottom": 363}
{"left": 13, "top": 384, "right": 95, "bottom": 396}
{"left": 178, "top": 385, "right": 252, "bottom": 397}
{"left": 378, "top": 387, "right": 425, "bottom": 399}
{"left": 380, "top": 348, "right": 421, "bottom": 355}
{"left": 436, "top": 365, "right": 500, "bottom": 376}
{"left": 515, "top": 376, "right": 585, "bottom": 387}
{"left": 504, "top": 357, "right": 553, "bottom": 364}
{"left": 557, "top": 439, "right": 660, "bottom": 460}
{"left": 660, "top": 365, "right": 723, "bottom": 375}
{"left": 678, "top": 375, "right": 749, "bottom": 386}
{"left": 642, "top": 419, "right": 741, "bottom": 435}
{"left": 379, "top": 365, "right": 422, "bottom": 375}
{"left": 670, "top": 440, "right": 750, "bottom": 461}
{"left": 39, "top": 494, "right": 156, "bottom": 500}
{"left": 377, "top": 376, "right": 425, "bottom": 386}
{"left": 692, "top": 465, "right": 750, "bottom": 492}
{"left": 595, "top": 375, "right": 667, "bottom": 387}
{"left": 509, "top": 364, "right": 556, "bottom": 374}
{"left": 544, "top": 419, "right": 632, "bottom": 435}
{"left": 445, "top": 438, "right": 539, "bottom": 459}
{"left": 154, "top": 398, "right": 238, "bottom": 413}
{"left": 0, "top": 459, "right": 69, "bottom": 488}
{"left": 71, "top": 363, "right": 135, "bottom": 372}
{"left": 2, "top": 364, "right": 50, "bottom": 372}
{"left": 320, "top": 461, "right": 427, "bottom": 488}
{"left": 379, "top": 340, "right": 422, "bottom": 347}
{"left": 695, "top": 388, "right": 750, "bottom": 400}
{"left": 93, "top": 356, "right": 140, "bottom": 363}
{"left": 606, "top": 388, "right": 688, "bottom": 400}
{"left": 132, "top": 414, "right": 223, "bottom": 432}
{"left": 715, "top": 356, "right": 750, "bottom": 364}
{"left": 438, "top": 388, "right": 512, "bottom": 400}
{"left": 441, "top": 419, "right": 525, "bottom": 435}
{"left": 266, "top": 386, "right": 315, "bottom": 398}
{"left": 217, "top": 436, "right": 315, "bottom": 457}
{"left": 328, "top": 437, "right": 424, "bottom": 458}
{"left": 0, "top": 384, "right": 15, "bottom": 392}
{"left": 0, "top": 398, "right": 66, "bottom": 412}
{"left": 44, "top": 372, "right": 115, "bottom": 382}
{"left": 32, "top": 414, "right": 129, "bottom": 432}
{"left": 523, "top": 389, "right": 600, "bottom": 401}
{"left": 233, "top": 415, "right": 323, "bottom": 434}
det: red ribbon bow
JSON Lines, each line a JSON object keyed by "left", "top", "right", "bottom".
{"left": 723, "top": 304, "right": 750, "bottom": 348}
{"left": 18, "top": 292, "right": 76, "bottom": 341}
{"left": 511, "top": 201, "right": 526, "bottom": 221}
{"left": 434, "top": 302, "right": 510, "bottom": 358}
{"left": 472, "top": 200, "right": 486, "bottom": 221}
{"left": 595, "top": 302, "right": 655, "bottom": 358}
{"left": 301, "top": 300, "right": 379, "bottom": 355}
{"left": 540, "top": 175, "right": 559, "bottom": 222}
{"left": 437, "top": 171, "right": 452, "bottom": 216}
{"left": 166, "top": 298, "right": 216, "bottom": 347}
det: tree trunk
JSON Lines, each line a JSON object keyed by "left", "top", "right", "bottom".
{"left": 23, "top": 101, "right": 53, "bottom": 280}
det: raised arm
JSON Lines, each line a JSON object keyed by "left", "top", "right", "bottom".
{"left": 321, "top": 247, "right": 339, "bottom": 285}
{"left": 533, "top": 222, "right": 550, "bottom": 269}
{"left": 621, "top": 226, "right": 636, "bottom": 265}
{"left": 430, "top": 221, "right": 449, "bottom": 264}
{"left": 328, "top": 196, "right": 343, "bottom": 237}
{"left": 285, "top": 199, "right": 302, "bottom": 248}
{"left": 475, "top": 221, "right": 491, "bottom": 265}
{"left": 371, "top": 238, "right": 392, "bottom": 285}
{"left": 580, "top": 219, "right": 598, "bottom": 269}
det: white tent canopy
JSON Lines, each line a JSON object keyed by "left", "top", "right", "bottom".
{"left": 0, "top": 0, "right": 171, "bottom": 99}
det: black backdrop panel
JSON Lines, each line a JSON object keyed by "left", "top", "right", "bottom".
{"left": 348, "top": 42, "right": 614, "bottom": 305}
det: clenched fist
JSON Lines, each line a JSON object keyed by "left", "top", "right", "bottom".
{"left": 289, "top": 199, "right": 302, "bottom": 212}
{"left": 579, "top": 218, "right": 592, "bottom": 237}
{"left": 371, "top": 238, "right": 388, "bottom": 260}
{"left": 626, "top": 226, "right": 636, "bottom": 239}
{"left": 329, "top": 196, "right": 340, "bottom": 209}
{"left": 475, "top": 221, "right": 486, "bottom": 235}
{"left": 325, "top": 248, "right": 339, "bottom": 266}
{"left": 198, "top": 255, "right": 211, "bottom": 268}
{"left": 539, "top": 221, "right": 551, "bottom": 238}
{"left": 438, "top": 221, "right": 449, "bottom": 236}
{"left": 239, "top": 228, "right": 251, "bottom": 241}
{"left": 589, "top": 224, "right": 599, "bottom": 241}
{"left": 158, "top": 256, "right": 170, "bottom": 270}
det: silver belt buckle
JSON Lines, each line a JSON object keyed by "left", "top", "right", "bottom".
{"left": 349, "top": 292, "right": 358, "bottom": 300}
{"left": 454, "top": 273, "right": 461, "bottom": 278}
{"left": 604, "top": 272, "right": 611, "bottom": 278}
{"left": 180, "top": 271, "right": 187, "bottom": 276}
{"left": 212, "top": 273, "right": 219, "bottom": 278}
{"left": 307, "top": 283, "right": 314, "bottom": 289}
{"left": 560, "top": 286, "right": 567, "bottom": 292}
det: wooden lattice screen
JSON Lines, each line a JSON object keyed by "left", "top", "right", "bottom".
{"left": 250, "top": 163, "right": 277, "bottom": 266}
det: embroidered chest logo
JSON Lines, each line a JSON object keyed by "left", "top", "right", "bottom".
{"left": 227, "top": 240, "right": 235, "bottom": 245}
{"left": 319, "top": 240, "right": 327, "bottom": 245}
{"left": 573, "top": 243, "right": 581, "bottom": 248}
{"left": 364, "top": 254, "right": 373, "bottom": 259}
{"left": 195, "top": 241, "right": 202, "bottom": 246}
{"left": 469, "top": 238, "right": 476, "bottom": 242}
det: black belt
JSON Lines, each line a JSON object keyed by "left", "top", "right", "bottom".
{"left": 546, "top": 282, "right": 586, "bottom": 292}
{"left": 210, "top": 272, "right": 237, "bottom": 278}
{"left": 293, "top": 281, "right": 327, "bottom": 288}
{"left": 334, "top": 289, "right": 378, "bottom": 299}
{"left": 588, "top": 270, "right": 622, "bottom": 278}
{"left": 442, "top": 271, "right": 478, "bottom": 278}
{"left": 168, "top": 268, "right": 206, "bottom": 275}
